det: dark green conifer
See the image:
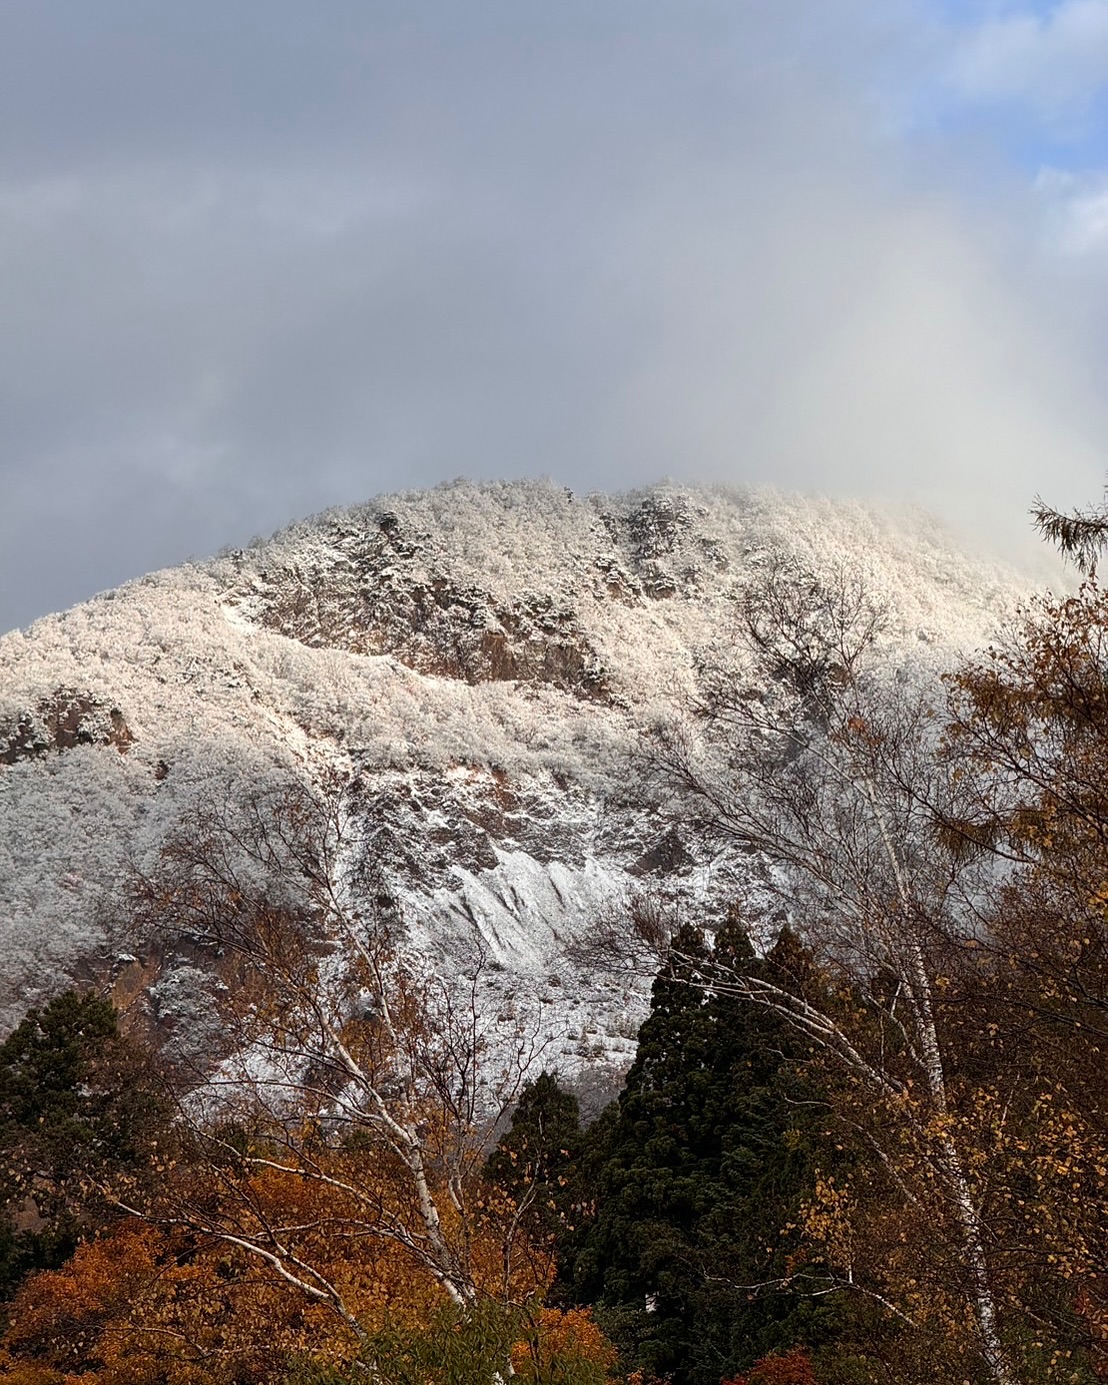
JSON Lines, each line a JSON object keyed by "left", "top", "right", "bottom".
{"left": 563, "top": 923, "right": 836, "bottom": 1385}
{"left": 0, "top": 989, "right": 167, "bottom": 1303}
{"left": 484, "top": 1070, "right": 583, "bottom": 1245}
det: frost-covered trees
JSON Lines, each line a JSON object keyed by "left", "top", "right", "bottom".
{"left": 0, "top": 773, "right": 608, "bottom": 1379}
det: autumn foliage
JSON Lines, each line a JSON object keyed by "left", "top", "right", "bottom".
{"left": 724, "top": 1348, "right": 820, "bottom": 1385}
{"left": 510, "top": 1306, "right": 620, "bottom": 1381}
{"left": 13, "top": 563, "right": 1108, "bottom": 1381}
{"left": 0, "top": 1159, "right": 584, "bottom": 1383}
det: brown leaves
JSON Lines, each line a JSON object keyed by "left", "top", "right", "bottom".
{"left": 509, "top": 1306, "right": 619, "bottom": 1381}
{"left": 0, "top": 1145, "right": 562, "bottom": 1384}
{"left": 724, "top": 1347, "right": 821, "bottom": 1385}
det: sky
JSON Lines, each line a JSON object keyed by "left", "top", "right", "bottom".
{"left": 4, "top": 1, "right": 1108, "bottom": 632}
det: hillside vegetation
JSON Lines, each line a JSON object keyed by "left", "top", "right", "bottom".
{"left": 0, "top": 481, "right": 1036, "bottom": 1057}
{"left": 2, "top": 480, "right": 1102, "bottom": 1382}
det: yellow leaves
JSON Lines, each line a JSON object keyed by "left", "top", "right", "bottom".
{"left": 509, "top": 1306, "right": 619, "bottom": 1382}
{"left": 797, "top": 1171, "right": 856, "bottom": 1269}
{"left": 0, "top": 1131, "right": 563, "bottom": 1385}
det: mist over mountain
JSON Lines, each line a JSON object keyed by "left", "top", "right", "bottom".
{"left": 0, "top": 479, "right": 1056, "bottom": 1079}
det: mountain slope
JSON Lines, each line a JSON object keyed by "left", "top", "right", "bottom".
{"left": 0, "top": 481, "right": 1053, "bottom": 1075}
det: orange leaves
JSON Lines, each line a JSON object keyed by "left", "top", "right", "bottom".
{"left": 0, "top": 1220, "right": 271, "bottom": 1385}
{"left": 0, "top": 1136, "right": 563, "bottom": 1383}
{"left": 724, "top": 1347, "right": 820, "bottom": 1385}
{"left": 2, "top": 1221, "right": 165, "bottom": 1371}
{"left": 510, "top": 1306, "right": 620, "bottom": 1381}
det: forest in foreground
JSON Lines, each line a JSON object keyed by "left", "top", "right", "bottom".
{"left": 2, "top": 518, "right": 1108, "bottom": 1385}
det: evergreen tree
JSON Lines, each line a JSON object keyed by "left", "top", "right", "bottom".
{"left": 563, "top": 923, "right": 836, "bottom": 1385}
{"left": 0, "top": 989, "right": 168, "bottom": 1304}
{"left": 484, "top": 1071, "right": 583, "bottom": 1245}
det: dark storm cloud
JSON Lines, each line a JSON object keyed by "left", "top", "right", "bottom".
{"left": 2, "top": 1, "right": 1107, "bottom": 631}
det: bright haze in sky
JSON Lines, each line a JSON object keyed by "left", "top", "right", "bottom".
{"left": 3, "top": 0, "right": 1108, "bottom": 632}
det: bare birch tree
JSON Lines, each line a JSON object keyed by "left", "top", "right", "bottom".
{"left": 648, "top": 557, "right": 1027, "bottom": 1385}
{"left": 126, "top": 771, "right": 549, "bottom": 1348}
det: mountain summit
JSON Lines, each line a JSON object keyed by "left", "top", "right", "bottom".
{"left": 0, "top": 480, "right": 1049, "bottom": 1076}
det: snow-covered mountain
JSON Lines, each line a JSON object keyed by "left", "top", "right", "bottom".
{"left": 0, "top": 481, "right": 1053, "bottom": 1083}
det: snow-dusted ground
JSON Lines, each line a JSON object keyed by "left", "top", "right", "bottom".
{"left": 0, "top": 481, "right": 1060, "bottom": 1078}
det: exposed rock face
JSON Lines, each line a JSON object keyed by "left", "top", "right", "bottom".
{"left": 0, "top": 480, "right": 1053, "bottom": 1075}
{"left": 236, "top": 510, "right": 611, "bottom": 697}
{"left": 0, "top": 688, "right": 133, "bottom": 765}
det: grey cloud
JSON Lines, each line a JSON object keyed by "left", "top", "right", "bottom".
{"left": 2, "top": 0, "right": 1106, "bottom": 632}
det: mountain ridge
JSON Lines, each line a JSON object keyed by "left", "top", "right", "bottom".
{"left": 0, "top": 479, "right": 1059, "bottom": 1080}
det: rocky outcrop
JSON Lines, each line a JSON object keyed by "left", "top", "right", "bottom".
{"left": 234, "top": 510, "right": 610, "bottom": 698}
{"left": 0, "top": 688, "right": 133, "bottom": 765}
